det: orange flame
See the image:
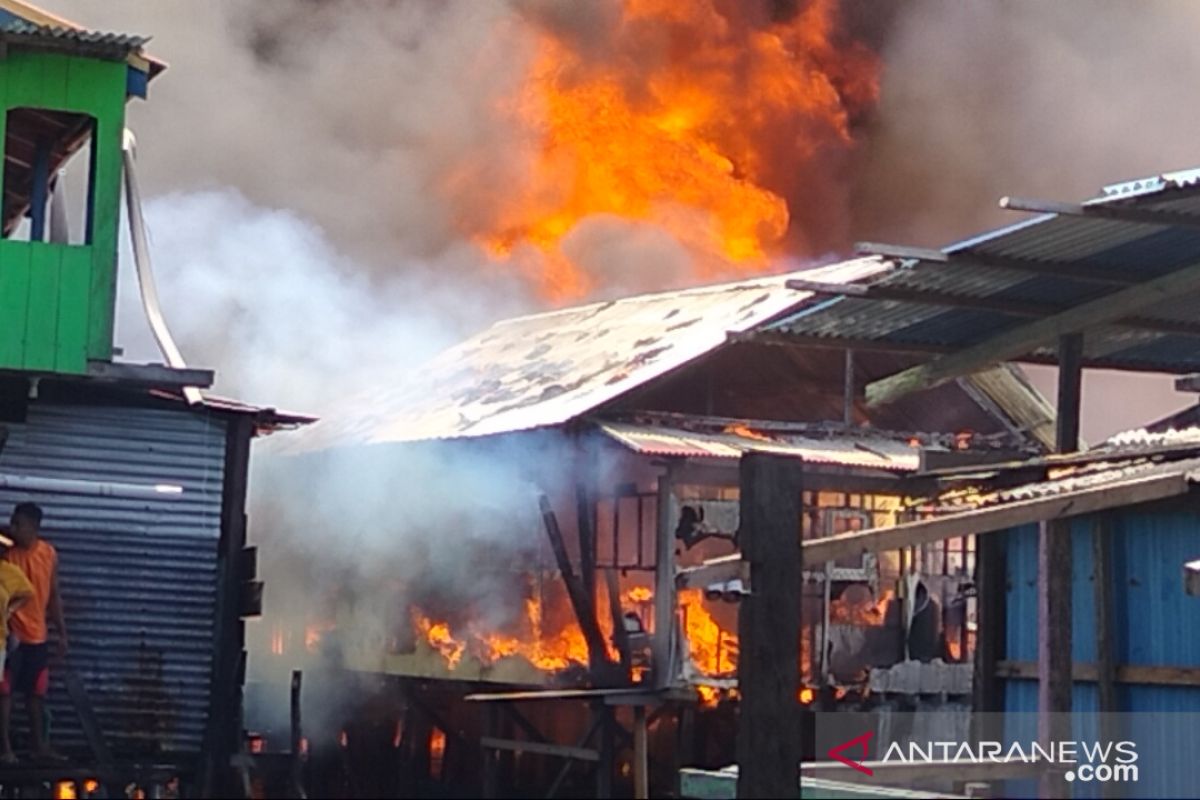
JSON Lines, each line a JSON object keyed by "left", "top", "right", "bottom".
{"left": 722, "top": 423, "right": 774, "bottom": 443}
{"left": 679, "top": 588, "right": 738, "bottom": 677}
{"left": 467, "top": 0, "right": 878, "bottom": 300}
{"left": 829, "top": 588, "right": 893, "bottom": 626}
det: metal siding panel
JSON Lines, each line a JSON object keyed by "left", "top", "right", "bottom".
{"left": 0, "top": 402, "right": 225, "bottom": 758}
{"left": 1114, "top": 509, "right": 1200, "bottom": 668}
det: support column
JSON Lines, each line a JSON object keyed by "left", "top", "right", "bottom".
{"left": 653, "top": 467, "right": 676, "bottom": 688}
{"left": 736, "top": 453, "right": 802, "bottom": 799}
{"left": 1040, "top": 333, "right": 1082, "bottom": 796}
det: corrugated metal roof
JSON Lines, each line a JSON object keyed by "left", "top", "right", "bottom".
{"left": 300, "top": 258, "right": 891, "bottom": 446}
{"left": 597, "top": 420, "right": 922, "bottom": 471}
{"left": 0, "top": 401, "right": 227, "bottom": 758}
{"left": 758, "top": 168, "right": 1200, "bottom": 374}
{"left": 0, "top": 19, "right": 149, "bottom": 49}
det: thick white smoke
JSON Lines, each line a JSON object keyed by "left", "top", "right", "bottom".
{"left": 855, "top": 0, "right": 1200, "bottom": 438}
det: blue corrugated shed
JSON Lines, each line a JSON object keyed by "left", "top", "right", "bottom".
{"left": 1001, "top": 508, "right": 1200, "bottom": 798}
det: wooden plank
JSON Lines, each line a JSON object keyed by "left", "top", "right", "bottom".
{"left": 803, "top": 472, "right": 1188, "bottom": 563}
{"left": 784, "top": 278, "right": 869, "bottom": 297}
{"left": 62, "top": 666, "right": 112, "bottom": 767}
{"left": 54, "top": 245, "right": 90, "bottom": 372}
{"left": 652, "top": 467, "right": 675, "bottom": 689}
{"left": 997, "top": 660, "right": 1200, "bottom": 687}
{"left": 736, "top": 453, "right": 802, "bottom": 799}
{"left": 480, "top": 736, "right": 599, "bottom": 763}
{"left": 0, "top": 243, "right": 31, "bottom": 367}
{"left": 676, "top": 554, "right": 747, "bottom": 590}
{"left": 22, "top": 243, "right": 59, "bottom": 370}
{"left": 1002, "top": 195, "right": 1200, "bottom": 229}
{"left": 865, "top": 258, "right": 1200, "bottom": 406}
{"left": 466, "top": 687, "right": 670, "bottom": 703}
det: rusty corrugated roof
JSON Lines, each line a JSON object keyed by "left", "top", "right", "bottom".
{"left": 299, "top": 258, "right": 892, "bottom": 447}
{"left": 598, "top": 419, "right": 922, "bottom": 471}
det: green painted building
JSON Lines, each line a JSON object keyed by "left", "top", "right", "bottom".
{"left": 0, "top": 0, "right": 162, "bottom": 376}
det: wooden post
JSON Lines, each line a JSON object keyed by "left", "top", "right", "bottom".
{"left": 633, "top": 705, "right": 649, "bottom": 800}
{"left": 595, "top": 704, "right": 615, "bottom": 799}
{"left": 290, "top": 670, "right": 305, "bottom": 800}
{"left": 972, "top": 529, "right": 1007, "bottom": 747}
{"left": 1055, "top": 334, "right": 1083, "bottom": 453}
{"left": 539, "top": 495, "right": 615, "bottom": 680}
{"left": 1039, "top": 333, "right": 1082, "bottom": 797}
{"left": 1093, "top": 514, "right": 1119, "bottom": 800}
{"left": 653, "top": 467, "right": 676, "bottom": 689}
{"left": 843, "top": 349, "right": 855, "bottom": 425}
{"left": 736, "top": 453, "right": 802, "bottom": 799}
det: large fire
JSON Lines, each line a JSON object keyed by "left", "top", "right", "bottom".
{"left": 472, "top": 0, "right": 878, "bottom": 300}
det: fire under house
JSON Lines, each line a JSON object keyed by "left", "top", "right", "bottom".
{"left": 279, "top": 168, "right": 1200, "bottom": 799}
{"left": 0, "top": 1, "right": 310, "bottom": 796}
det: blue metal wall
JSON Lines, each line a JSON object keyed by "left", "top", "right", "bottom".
{"left": 0, "top": 401, "right": 227, "bottom": 759}
{"left": 1002, "top": 509, "right": 1200, "bottom": 797}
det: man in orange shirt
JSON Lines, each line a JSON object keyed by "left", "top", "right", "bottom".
{"left": 0, "top": 503, "right": 67, "bottom": 763}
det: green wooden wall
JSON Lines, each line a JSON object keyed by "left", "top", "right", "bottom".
{"left": 0, "top": 50, "right": 127, "bottom": 374}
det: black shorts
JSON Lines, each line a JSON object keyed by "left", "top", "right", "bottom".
{"left": 2, "top": 642, "right": 49, "bottom": 697}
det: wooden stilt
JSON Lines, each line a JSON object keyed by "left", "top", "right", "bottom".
{"left": 735, "top": 453, "right": 802, "bottom": 799}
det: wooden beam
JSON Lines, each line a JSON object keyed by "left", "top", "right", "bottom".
{"left": 803, "top": 472, "right": 1188, "bottom": 563}
{"left": 480, "top": 736, "right": 599, "bottom": 762}
{"left": 1054, "top": 334, "right": 1084, "bottom": 453}
{"left": 736, "top": 331, "right": 950, "bottom": 357}
{"left": 973, "top": 531, "right": 1006, "bottom": 717}
{"left": 785, "top": 278, "right": 869, "bottom": 296}
{"left": 997, "top": 660, "right": 1200, "bottom": 687}
{"left": 86, "top": 359, "right": 215, "bottom": 388}
{"left": 538, "top": 495, "right": 615, "bottom": 681}
{"left": 736, "top": 453, "right": 802, "bottom": 800}
{"left": 652, "top": 467, "right": 676, "bottom": 690}
{"left": 865, "top": 258, "right": 1200, "bottom": 406}
{"left": 675, "top": 554, "right": 748, "bottom": 590}
{"left": 1002, "top": 195, "right": 1200, "bottom": 229}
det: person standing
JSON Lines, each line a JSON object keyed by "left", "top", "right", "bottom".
{"left": 0, "top": 503, "right": 67, "bottom": 763}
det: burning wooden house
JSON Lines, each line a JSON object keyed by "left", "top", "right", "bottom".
{"left": 269, "top": 257, "right": 1055, "bottom": 796}
{"left": 0, "top": 2, "right": 309, "bottom": 794}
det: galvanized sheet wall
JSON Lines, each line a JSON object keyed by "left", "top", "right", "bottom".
{"left": 0, "top": 402, "right": 227, "bottom": 758}
{"left": 1002, "top": 511, "right": 1200, "bottom": 798}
